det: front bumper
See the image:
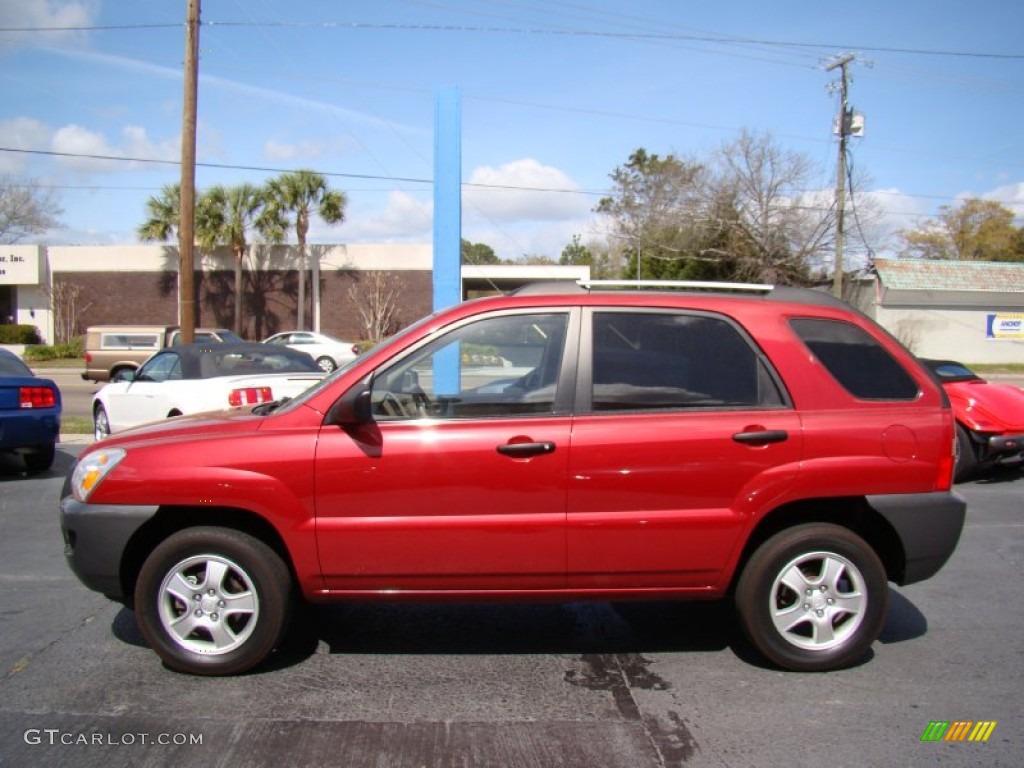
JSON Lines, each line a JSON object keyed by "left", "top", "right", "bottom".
{"left": 60, "top": 495, "right": 158, "bottom": 602}
{"left": 866, "top": 491, "right": 967, "bottom": 585}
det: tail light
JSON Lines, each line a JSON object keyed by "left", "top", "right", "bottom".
{"left": 20, "top": 386, "right": 57, "bottom": 409}
{"left": 228, "top": 387, "right": 273, "bottom": 407}
{"left": 935, "top": 412, "right": 955, "bottom": 491}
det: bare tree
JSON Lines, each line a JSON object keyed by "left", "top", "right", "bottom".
{"left": 347, "top": 271, "right": 401, "bottom": 341}
{"left": 710, "top": 129, "right": 831, "bottom": 284}
{"left": 44, "top": 280, "right": 91, "bottom": 345}
{"left": 0, "top": 175, "right": 63, "bottom": 243}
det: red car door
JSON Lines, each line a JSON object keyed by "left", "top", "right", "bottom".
{"left": 313, "top": 310, "right": 577, "bottom": 593}
{"left": 566, "top": 309, "right": 803, "bottom": 590}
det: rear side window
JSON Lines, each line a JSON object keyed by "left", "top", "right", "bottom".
{"left": 589, "top": 311, "right": 784, "bottom": 412}
{"left": 789, "top": 318, "right": 919, "bottom": 400}
{"left": 101, "top": 333, "right": 160, "bottom": 350}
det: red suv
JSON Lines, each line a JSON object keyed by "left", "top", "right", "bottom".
{"left": 61, "top": 282, "right": 966, "bottom": 675}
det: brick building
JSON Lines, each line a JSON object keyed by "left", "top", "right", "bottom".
{"left": 1, "top": 243, "right": 586, "bottom": 344}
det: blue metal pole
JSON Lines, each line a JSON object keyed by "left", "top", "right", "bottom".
{"left": 433, "top": 86, "right": 461, "bottom": 312}
{"left": 433, "top": 87, "right": 462, "bottom": 395}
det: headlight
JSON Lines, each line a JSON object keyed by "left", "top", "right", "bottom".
{"left": 71, "top": 448, "right": 127, "bottom": 502}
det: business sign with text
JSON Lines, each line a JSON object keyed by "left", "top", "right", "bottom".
{"left": 0, "top": 246, "right": 41, "bottom": 285}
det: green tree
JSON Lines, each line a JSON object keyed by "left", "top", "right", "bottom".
{"left": 559, "top": 234, "right": 592, "bottom": 267}
{"left": 137, "top": 183, "right": 181, "bottom": 243}
{"left": 898, "top": 198, "right": 1023, "bottom": 261}
{"left": 461, "top": 239, "right": 502, "bottom": 265}
{"left": 265, "top": 170, "right": 347, "bottom": 330}
{"left": 196, "top": 183, "right": 276, "bottom": 336}
{"left": 596, "top": 148, "right": 706, "bottom": 280}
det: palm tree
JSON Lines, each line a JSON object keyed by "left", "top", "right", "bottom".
{"left": 265, "top": 170, "right": 346, "bottom": 330}
{"left": 137, "top": 183, "right": 181, "bottom": 243}
{"left": 196, "top": 183, "right": 274, "bottom": 336}
{"left": 138, "top": 183, "right": 186, "bottom": 319}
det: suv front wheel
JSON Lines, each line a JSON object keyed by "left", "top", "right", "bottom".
{"left": 134, "top": 527, "right": 292, "bottom": 676}
{"left": 735, "top": 523, "right": 888, "bottom": 672}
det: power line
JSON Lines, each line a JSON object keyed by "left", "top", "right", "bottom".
{"left": 2, "top": 20, "right": 1021, "bottom": 60}
{"left": 5, "top": 147, "right": 1015, "bottom": 213}
{"left": 0, "top": 23, "right": 180, "bottom": 32}
{"left": 0, "top": 146, "right": 604, "bottom": 196}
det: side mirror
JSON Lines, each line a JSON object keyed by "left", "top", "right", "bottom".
{"left": 113, "top": 369, "right": 136, "bottom": 383}
{"left": 326, "top": 386, "right": 373, "bottom": 426}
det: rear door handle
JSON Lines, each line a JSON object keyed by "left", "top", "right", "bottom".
{"left": 732, "top": 429, "right": 788, "bottom": 445}
{"left": 496, "top": 441, "right": 556, "bottom": 457}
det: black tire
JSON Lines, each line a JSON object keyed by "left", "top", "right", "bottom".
{"left": 954, "top": 423, "right": 979, "bottom": 483}
{"left": 24, "top": 443, "right": 55, "bottom": 472}
{"left": 134, "top": 527, "right": 292, "bottom": 676}
{"left": 315, "top": 355, "right": 337, "bottom": 373}
{"left": 735, "top": 523, "right": 888, "bottom": 672}
{"left": 94, "top": 404, "right": 111, "bottom": 441}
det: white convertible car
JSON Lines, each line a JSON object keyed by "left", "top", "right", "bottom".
{"left": 92, "top": 342, "right": 326, "bottom": 439}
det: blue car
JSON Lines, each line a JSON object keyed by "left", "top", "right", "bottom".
{"left": 0, "top": 348, "right": 62, "bottom": 471}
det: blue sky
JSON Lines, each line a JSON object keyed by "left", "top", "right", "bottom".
{"left": 2, "top": 0, "right": 1022, "bottom": 261}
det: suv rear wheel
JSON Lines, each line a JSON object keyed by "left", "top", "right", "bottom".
{"left": 134, "top": 527, "right": 292, "bottom": 676}
{"left": 735, "top": 523, "right": 888, "bottom": 671}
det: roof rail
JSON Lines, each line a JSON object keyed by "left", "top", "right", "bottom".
{"left": 577, "top": 279, "right": 775, "bottom": 293}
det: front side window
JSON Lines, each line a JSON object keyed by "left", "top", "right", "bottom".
{"left": 589, "top": 311, "right": 783, "bottom": 412}
{"left": 789, "top": 317, "right": 919, "bottom": 400}
{"left": 372, "top": 312, "right": 570, "bottom": 420}
{"left": 137, "top": 352, "right": 182, "bottom": 383}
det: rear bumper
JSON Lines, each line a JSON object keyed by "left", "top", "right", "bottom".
{"left": 0, "top": 411, "right": 60, "bottom": 449}
{"left": 866, "top": 491, "right": 967, "bottom": 585}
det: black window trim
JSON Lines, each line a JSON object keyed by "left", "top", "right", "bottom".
{"left": 368, "top": 306, "right": 582, "bottom": 422}
{"left": 575, "top": 307, "right": 793, "bottom": 415}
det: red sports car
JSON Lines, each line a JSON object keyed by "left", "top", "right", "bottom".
{"left": 922, "top": 359, "right": 1024, "bottom": 480}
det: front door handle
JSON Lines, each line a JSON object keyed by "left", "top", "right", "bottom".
{"left": 496, "top": 441, "right": 556, "bottom": 457}
{"left": 732, "top": 429, "right": 788, "bottom": 445}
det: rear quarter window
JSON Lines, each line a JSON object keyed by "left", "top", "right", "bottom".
{"left": 789, "top": 317, "right": 919, "bottom": 400}
{"left": 101, "top": 333, "right": 160, "bottom": 350}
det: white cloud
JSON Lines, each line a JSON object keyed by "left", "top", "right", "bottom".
{"left": 264, "top": 140, "right": 309, "bottom": 162}
{"left": 50, "top": 124, "right": 178, "bottom": 172}
{"left": 0, "top": 116, "right": 52, "bottom": 172}
{"left": 464, "top": 158, "right": 591, "bottom": 224}
{"left": 263, "top": 137, "right": 353, "bottom": 163}
{"left": 332, "top": 191, "right": 432, "bottom": 242}
{"left": 983, "top": 182, "right": 1024, "bottom": 222}
{"left": 0, "top": 0, "right": 99, "bottom": 53}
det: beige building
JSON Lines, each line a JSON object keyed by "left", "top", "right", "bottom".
{"left": 849, "top": 259, "right": 1024, "bottom": 365}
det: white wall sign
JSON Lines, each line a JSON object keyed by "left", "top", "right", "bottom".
{"left": 0, "top": 246, "right": 41, "bottom": 285}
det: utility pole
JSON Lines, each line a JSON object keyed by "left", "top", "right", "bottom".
{"left": 178, "top": 0, "right": 200, "bottom": 342}
{"left": 826, "top": 53, "right": 855, "bottom": 300}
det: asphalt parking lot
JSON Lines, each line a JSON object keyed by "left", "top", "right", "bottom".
{"left": 0, "top": 444, "right": 1020, "bottom": 767}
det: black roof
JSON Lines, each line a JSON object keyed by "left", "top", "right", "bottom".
{"left": 144, "top": 342, "right": 320, "bottom": 379}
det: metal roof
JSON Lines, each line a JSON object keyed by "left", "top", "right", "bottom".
{"left": 873, "top": 258, "right": 1024, "bottom": 292}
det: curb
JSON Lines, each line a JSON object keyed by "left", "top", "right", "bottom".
{"left": 59, "top": 435, "right": 94, "bottom": 445}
